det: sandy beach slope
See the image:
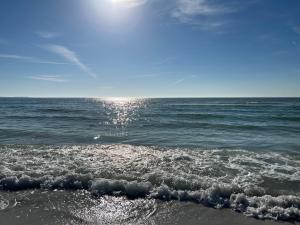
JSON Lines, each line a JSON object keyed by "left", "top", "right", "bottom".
{"left": 1, "top": 190, "right": 298, "bottom": 225}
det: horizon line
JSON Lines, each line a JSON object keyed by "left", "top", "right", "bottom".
{"left": 0, "top": 96, "right": 299, "bottom": 99}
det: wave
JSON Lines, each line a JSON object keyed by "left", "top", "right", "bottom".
{"left": 0, "top": 144, "right": 299, "bottom": 221}
{"left": 38, "top": 108, "right": 89, "bottom": 113}
{"left": 5, "top": 115, "right": 99, "bottom": 121}
{"left": 0, "top": 175, "right": 299, "bottom": 221}
{"left": 142, "top": 121, "right": 300, "bottom": 132}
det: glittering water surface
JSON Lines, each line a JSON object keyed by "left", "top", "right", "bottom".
{"left": 0, "top": 97, "right": 299, "bottom": 150}
{"left": 0, "top": 98, "right": 299, "bottom": 222}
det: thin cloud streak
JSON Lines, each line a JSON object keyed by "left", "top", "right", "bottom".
{"left": 0, "top": 54, "right": 31, "bottom": 60}
{"left": 29, "top": 75, "right": 68, "bottom": 82}
{"left": 173, "top": 0, "right": 232, "bottom": 17}
{"left": 169, "top": 78, "right": 185, "bottom": 86}
{"left": 43, "top": 44, "right": 96, "bottom": 78}
{"left": 169, "top": 0, "right": 248, "bottom": 29}
{"left": 36, "top": 31, "right": 61, "bottom": 39}
{"left": 0, "top": 54, "right": 68, "bottom": 65}
{"left": 169, "top": 74, "right": 197, "bottom": 86}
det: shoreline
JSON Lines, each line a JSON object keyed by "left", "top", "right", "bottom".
{"left": 1, "top": 190, "right": 299, "bottom": 225}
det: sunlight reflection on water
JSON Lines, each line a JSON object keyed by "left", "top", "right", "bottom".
{"left": 90, "top": 98, "right": 147, "bottom": 140}
{"left": 98, "top": 97, "right": 146, "bottom": 126}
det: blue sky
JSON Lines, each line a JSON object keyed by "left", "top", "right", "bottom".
{"left": 0, "top": 0, "right": 299, "bottom": 97}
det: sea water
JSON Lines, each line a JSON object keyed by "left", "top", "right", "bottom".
{"left": 0, "top": 98, "right": 299, "bottom": 222}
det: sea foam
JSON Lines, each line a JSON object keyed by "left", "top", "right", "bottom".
{"left": 0, "top": 144, "right": 299, "bottom": 221}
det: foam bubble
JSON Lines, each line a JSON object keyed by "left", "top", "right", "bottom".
{"left": 0, "top": 197, "right": 9, "bottom": 210}
{"left": 0, "top": 144, "right": 299, "bottom": 221}
{"left": 91, "top": 179, "right": 152, "bottom": 198}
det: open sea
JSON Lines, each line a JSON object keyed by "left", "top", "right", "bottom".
{"left": 0, "top": 97, "right": 300, "bottom": 224}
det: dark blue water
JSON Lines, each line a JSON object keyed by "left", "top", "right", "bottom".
{"left": 0, "top": 97, "right": 299, "bottom": 151}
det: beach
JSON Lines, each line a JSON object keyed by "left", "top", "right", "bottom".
{"left": 1, "top": 0, "right": 300, "bottom": 223}
{"left": 0, "top": 98, "right": 299, "bottom": 224}
{"left": 1, "top": 190, "right": 299, "bottom": 225}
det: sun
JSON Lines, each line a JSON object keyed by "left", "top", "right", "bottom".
{"left": 89, "top": 0, "right": 144, "bottom": 24}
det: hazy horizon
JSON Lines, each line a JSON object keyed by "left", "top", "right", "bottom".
{"left": 1, "top": 96, "right": 300, "bottom": 99}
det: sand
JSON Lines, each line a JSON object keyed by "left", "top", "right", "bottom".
{"left": 0, "top": 190, "right": 298, "bottom": 225}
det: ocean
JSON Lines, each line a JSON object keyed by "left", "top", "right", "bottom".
{"left": 0, "top": 97, "right": 299, "bottom": 224}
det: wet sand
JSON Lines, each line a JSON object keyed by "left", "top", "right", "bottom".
{"left": 0, "top": 190, "right": 298, "bottom": 225}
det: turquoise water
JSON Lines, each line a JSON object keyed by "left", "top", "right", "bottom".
{"left": 0, "top": 98, "right": 300, "bottom": 221}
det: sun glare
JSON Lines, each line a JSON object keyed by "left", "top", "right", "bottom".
{"left": 89, "top": 0, "right": 143, "bottom": 21}
{"left": 110, "top": 0, "right": 145, "bottom": 7}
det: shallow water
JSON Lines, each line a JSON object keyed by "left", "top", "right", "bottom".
{"left": 1, "top": 190, "right": 299, "bottom": 225}
{"left": 0, "top": 98, "right": 299, "bottom": 222}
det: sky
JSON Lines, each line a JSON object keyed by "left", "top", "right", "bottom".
{"left": 0, "top": 0, "right": 299, "bottom": 97}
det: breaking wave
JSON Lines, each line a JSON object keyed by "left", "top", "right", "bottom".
{"left": 0, "top": 144, "right": 299, "bottom": 221}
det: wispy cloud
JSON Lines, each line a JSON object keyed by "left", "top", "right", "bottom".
{"left": 0, "top": 54, "right": 31, "bottom": 60}
{"left": 170, "top": 0, "right": 245, "bottom": 29}
{"left": 169, "top": 74, "right": 197, "bottom": 86}
{"left": 169, "top": 78, "right": 186, "bottom": 86}
{"left": 173, "top": 0, "right": 233, "bottom": 17}
{"left": 43, "top": 44, "right": 96, "bottom": 78}
{"left": 0, "top": 53, "right": 68, "bottom": 65}
{"left": 29, "top": 75, "right": 68, "bottom": 82}
{"left": 36, "top": 31, "right": 61, "bottom": 39}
